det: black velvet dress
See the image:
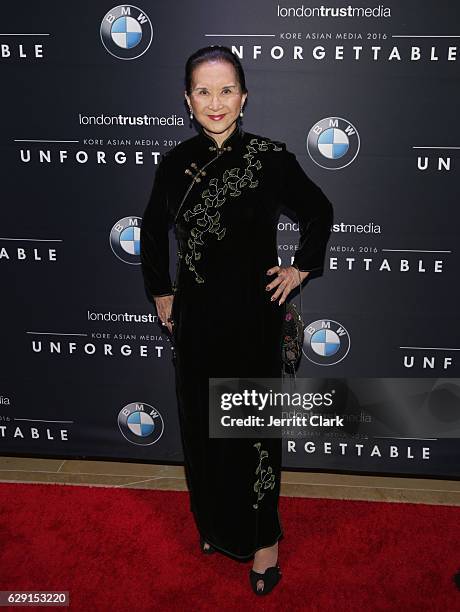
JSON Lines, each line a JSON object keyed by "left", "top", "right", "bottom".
{"left": 140, "top": 123, "right": 333, "bottom": 560}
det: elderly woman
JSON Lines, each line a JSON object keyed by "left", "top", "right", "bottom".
{"left": 140, "top": 45, "right": 333, "bottom": 596}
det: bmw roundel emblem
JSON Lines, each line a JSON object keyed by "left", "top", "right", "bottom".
{"left": 118, "top": 402, "right": 165, "bottom": 445}
{"left": 306, "top": 117, "right": 360, "bottom": 169}
{"left": 303, "top": 318, "right": 351, "bottom": 366}
{"left": 109, "top": 216, "right": 142, "bottom": 264}
{"left": 100, "top": 5, "right": 153, "bottom": 60}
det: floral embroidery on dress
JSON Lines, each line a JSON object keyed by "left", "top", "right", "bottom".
{"left": 182, "top": 138, "right": 283, "bottom": 284}
{"left": 252, "top": 441, "right": 276, "bottom": 510}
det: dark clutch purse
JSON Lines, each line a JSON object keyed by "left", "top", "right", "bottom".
{"left": 281, "top": 266, "right": 305, "bottom": 377}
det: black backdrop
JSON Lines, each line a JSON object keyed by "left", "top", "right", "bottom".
{"left": 2, "top": 1, "right": 460, "bottom": 477}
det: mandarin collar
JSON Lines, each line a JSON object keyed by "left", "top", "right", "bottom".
{"left": 198, "top": 122, "right": 244, "bottom": 152}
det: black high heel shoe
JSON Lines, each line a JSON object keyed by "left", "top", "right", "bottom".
{"left": 199, "top": 535, "right": 216, "bottom": 554}
{"left": 249, "top": 563, "right": 282, "bottom": 595}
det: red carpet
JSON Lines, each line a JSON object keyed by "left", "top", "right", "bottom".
{"left": 0, "top": 482, "right": 459, "bottom": 611}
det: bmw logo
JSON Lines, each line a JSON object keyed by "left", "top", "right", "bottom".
{"left": 118, "top": 402, "right": 165, "bottom": 445}
{"left": 100, "top": 5, "right": 153, "bottom": 60}
{"left": 303, "top": 318, "right": 351, "bottom": 365}
{"left": 306, "top": 117, "right": 360, "bottom": 169}
{"left": 109, "top": 216, "right": 142, "bottom": 264}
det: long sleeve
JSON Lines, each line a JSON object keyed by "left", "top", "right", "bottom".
{"left": 280, "top": 147, "right": 333, "bottom": 275}
{"left": 140, "top": 154, "right": 173, "bottom": 302}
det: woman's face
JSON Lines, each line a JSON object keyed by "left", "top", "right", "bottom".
{"left": 185, "top": 60, "right": 247, "bottom": 138}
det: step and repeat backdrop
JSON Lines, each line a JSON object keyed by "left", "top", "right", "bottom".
{"left": 1, "top": 1, "right": 460, "bottom": 477}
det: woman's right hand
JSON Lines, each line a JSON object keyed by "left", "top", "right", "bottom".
{"left": 154, "top": 294, "right": 174, "bottom": 334}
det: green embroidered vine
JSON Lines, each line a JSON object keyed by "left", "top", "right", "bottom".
{"left": 182, "top": 138, "right": 283, "bottom": 284}
{"left": 252, "top": 441, "right": 276, "bottom": 510}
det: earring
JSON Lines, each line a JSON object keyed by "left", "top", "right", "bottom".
{"left": 239, "top": 107, "right": 244, "bottom": 117}
{"left": 189, "top": 108, "right": 194, "bottom": 120}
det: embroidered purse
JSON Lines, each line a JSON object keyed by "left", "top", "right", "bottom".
{"left": 281, "top": 266, "right": 305, "bottom": 377}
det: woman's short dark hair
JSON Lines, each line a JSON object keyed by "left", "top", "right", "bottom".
{"left": 184, "top": 45, "right": 248, "bottom": 95}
